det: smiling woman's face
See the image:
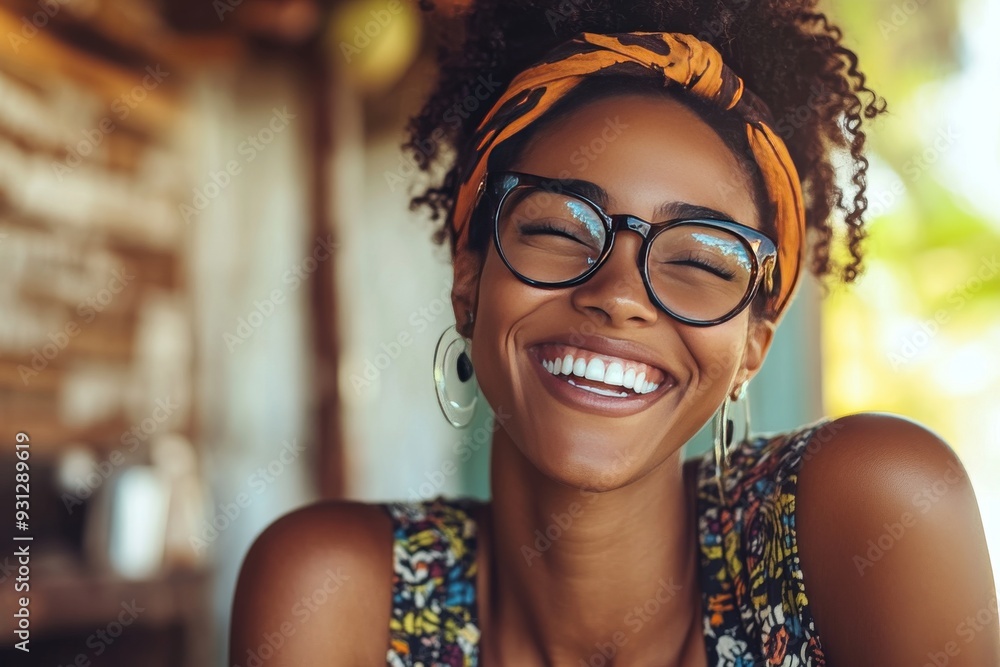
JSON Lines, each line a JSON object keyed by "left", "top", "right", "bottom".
{"left": 461, "top": 92, "right": 775, "bottom": 491}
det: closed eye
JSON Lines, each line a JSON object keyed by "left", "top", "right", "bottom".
{"left": 665, "top": 254, "right": 738, "bottom": 281}
{"left": 518, "top": 221, "right": 597, "bottom": 248}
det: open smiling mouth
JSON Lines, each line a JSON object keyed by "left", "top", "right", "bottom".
{"left": 529, "top": 343, "right": 676, "bottom": 400}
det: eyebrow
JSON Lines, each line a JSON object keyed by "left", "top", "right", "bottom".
{"left": 552, "top": 176, "right": 737, "bottom": 223}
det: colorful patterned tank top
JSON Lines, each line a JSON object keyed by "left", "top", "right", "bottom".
{"left": 380, "top": 419, "right": 830, "bottom": 666}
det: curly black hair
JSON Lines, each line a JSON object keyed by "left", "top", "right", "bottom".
{"left": 402, "top": 0, "right": 886, "bottom": 286}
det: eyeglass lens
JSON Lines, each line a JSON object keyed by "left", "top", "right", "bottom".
{"left": 497, "top": 187, "right": 755, "bottom": 322}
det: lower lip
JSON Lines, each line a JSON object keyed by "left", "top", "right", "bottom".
{"left": 528, "top": 352, "right": 674, "bottom": 418}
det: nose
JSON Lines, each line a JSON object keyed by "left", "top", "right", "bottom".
{"left": 569, "top": 230, "right": 660, "bottom": 327}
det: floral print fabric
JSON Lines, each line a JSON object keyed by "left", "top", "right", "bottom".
{"left": 383, "top": 498, "right": 482, "bottom": 666}
{"left": 697, "top": 419, "right": 830, "bottom": 666}
{"left": 381, "top": 420, "right": 830, "bottom": 666}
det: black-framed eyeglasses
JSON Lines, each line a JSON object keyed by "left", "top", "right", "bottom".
{"left": 474, "top": 171, "right": 778, "bottom": 327}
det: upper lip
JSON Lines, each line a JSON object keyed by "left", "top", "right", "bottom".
{"left": 527, "top": 331, "right": 678, "bottom": 381}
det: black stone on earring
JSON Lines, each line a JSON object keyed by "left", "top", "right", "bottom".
{"left": 457, "top": 351, "right": 474, "bottom": 382}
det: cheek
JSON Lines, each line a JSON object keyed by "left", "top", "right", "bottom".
{"left": 469, "top": 250, "right": 564, "bottom": 458}
{"left": 679, "top": 317, "right": 751, "bottom": 396}
{"left": 469, "top": 251, "right": 531, "bottom": 406}
{"left": 471, "top": 244, "right": 558, "bottom": 340}
{"left": 471, "top": 249, "right": 513, "bottom": 347}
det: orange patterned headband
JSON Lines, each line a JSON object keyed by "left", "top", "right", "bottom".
{"left": 449, "top": 31, "right": 806, "bottom": 318}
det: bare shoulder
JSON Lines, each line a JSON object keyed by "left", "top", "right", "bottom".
{"left": 229, "top": 500, "right": 394, "bottom": 666}
{"left": 795, "top": 413, "right": 1000, "bottom": 666}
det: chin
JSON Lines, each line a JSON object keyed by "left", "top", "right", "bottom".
{"left": 516, "top": 426, "right": 658, "bottom": 493}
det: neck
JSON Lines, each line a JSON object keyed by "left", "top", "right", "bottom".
{"left": 477, "top": 428, "right": 705, "bottom": 667}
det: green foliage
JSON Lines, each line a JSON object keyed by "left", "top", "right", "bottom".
{"left": 821, "top": 0, "right": 1000, "bottom": 447}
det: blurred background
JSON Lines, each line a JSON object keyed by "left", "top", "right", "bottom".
{"left": 0, "top": 0, "right": 996, "bottom": 664}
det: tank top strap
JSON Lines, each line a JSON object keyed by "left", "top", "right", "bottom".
{"left": 381, "top": 496, "right": 483, "bottom": 666}
{"left": 696, "top": 418, "right": 832, "bottom": 665}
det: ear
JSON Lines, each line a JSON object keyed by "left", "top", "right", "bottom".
{"left": 732, "top": 317, "right": 776, "bottom": 398}
{"left": 451, "top": 249, "right": 484, "bottom": 339}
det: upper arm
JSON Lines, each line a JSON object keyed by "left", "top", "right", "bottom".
{"left": 796, "top": 413, "right": 999, "bottom": 666}
{"left": 229, "top": 500, "right": 394, "bottom": 666}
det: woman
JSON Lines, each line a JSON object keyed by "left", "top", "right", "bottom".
{"left": 231, "top": 1, "right": 999, "bottom": 665}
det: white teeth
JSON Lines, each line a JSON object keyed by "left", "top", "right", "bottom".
{"left": 539, "top": 351, "right": 666, "bottom": 396}
{"left": 560, "top": 354, "right": 573, "bottom": 375}
{"left": 567, "top": 378, "right": 628, "bottom": 398}
{"left": 605, "top": 362, "right": 624, "bottom": 386}
{"left": 584, "top": 358, "right": 605, "bottom": 381}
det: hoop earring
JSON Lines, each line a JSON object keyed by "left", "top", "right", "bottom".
{"left": 713, "top": 381, "right": 750, "bottom": 505}
{"left": 433, "top": 324, "right": 478, "bottom": 428}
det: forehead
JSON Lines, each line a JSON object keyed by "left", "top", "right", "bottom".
{"left": 509, "top": 93, "right": 760, "bottom": 229}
